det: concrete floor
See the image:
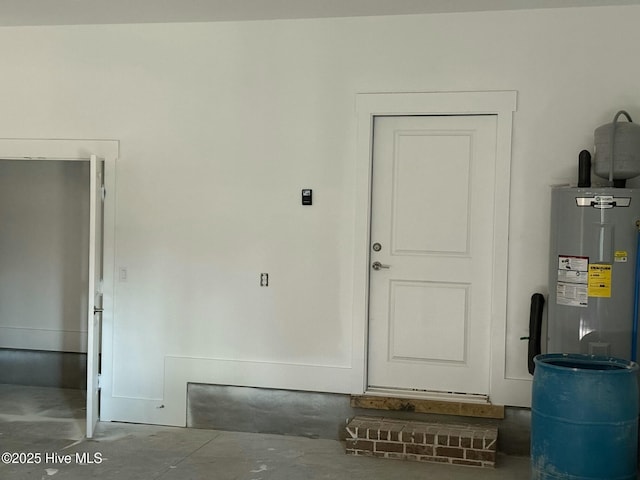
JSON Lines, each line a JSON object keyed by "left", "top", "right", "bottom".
{"left": 0, "top": 384, "right": 530, "bottom": 479}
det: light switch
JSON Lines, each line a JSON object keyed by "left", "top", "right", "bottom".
{"left": 302, "top": 189, "right": 312, "bottom": 205}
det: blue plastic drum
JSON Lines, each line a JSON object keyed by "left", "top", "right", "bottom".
{"left": 531, "top": 354, "right": 639, "bottom": 480}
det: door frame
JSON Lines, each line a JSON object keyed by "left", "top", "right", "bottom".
{"left": 351, "top": 91, "right": 518, "bottom": 404}
{"left": 0, "top": 138, "right": 118, "bottom": 435}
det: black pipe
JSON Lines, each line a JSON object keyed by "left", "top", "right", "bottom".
{"left": 528, "top": 293, "right": 545, "bottom": 375}
{"left": 578, "top": 150, "right": 591, "bottom": 188}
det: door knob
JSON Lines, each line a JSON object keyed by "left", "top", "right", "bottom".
{"left": 372, "top": 261, "right": 391, "bottom": 270}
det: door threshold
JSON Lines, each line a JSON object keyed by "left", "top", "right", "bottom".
{"left": 365, "top": 387, "right": 489, "bottom": 404}
{"left": 356, "top": 389, "right": 504, "bottom": 419}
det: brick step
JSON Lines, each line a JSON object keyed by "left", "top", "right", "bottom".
{"left": 345, "top": 415, "right": 497, "bottom": 468}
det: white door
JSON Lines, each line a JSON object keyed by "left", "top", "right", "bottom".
{"left": 367, "top": 115, "right": 498, "bottom": 397}
{"left": 87, "top": 155, "right": 104, "bottom": 438}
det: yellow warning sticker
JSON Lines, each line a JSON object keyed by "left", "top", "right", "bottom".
{"left": 588, "top": 264, "right": 612, "bottom": 298}
{"left": 614, "top": 251, "right": 628, "bottom": 263}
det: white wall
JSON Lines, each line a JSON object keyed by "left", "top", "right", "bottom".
{"left": 1, "top": 5, "right": 639, "bottom": 419}
{"left": 0, "top": 161, "right": 89, "bottom": 352}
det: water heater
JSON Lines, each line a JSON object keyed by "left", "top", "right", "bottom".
{"left": 547, "top": 186, "right": 640, "bottom": 360}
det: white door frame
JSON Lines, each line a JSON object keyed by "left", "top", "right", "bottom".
{"left": 350, "top": 91, "right": 518, "bottom": 404}
{"left": 0, "top": 138, "right": 118, "bottom": 434}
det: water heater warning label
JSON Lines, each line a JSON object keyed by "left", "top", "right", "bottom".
{"left": 556, "top": 282, "right": 588, "bottom": 307}
{"left": 588, "top": 264, "right": 612, "bottom": 298}
{"left": 615, "top": 251, "right": 628, "bottom": 263}
{"left": 556, "top": 255, "right": 589, "bottom": 307}
{"left": 558, "top": 256, "right": 588, "bottom": 272}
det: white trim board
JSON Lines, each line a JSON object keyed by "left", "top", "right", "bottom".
{"left": 350, "top": 91, "right": 524, "bottom": 407}
{"left": 101, "top": 356, "right": 354, "bottom": 426}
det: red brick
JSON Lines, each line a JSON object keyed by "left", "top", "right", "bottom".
{"left": 361, "top": 422, "right": 381, "bottom": 435}
{"left": 435, "top": 446, "right": 464, "bottom": 459}
{"left": 387, "top": 423, "right": 404, "bottom": 441}
{"left": 346, "top": 439, "right": 374, "bottom": 452}
{"left": 484, "top": 438, "right": 497, "bottom": 450}
{"left": 466, "top": 450, "right": 496, "bottom": 462}
{"left": 452, "top": 459, "right": 483, "bottom": 467}
{"left": 375, "top": 442, "right": 404, "bottom": 453}
{"left": 345, "top": 416, "right": 497, "bottom": 469}
{"left": 405, "top": 444, "right": 433, "bottom": 456}
{"left": 424, "top": 456, "right": 451, "bottom": 464}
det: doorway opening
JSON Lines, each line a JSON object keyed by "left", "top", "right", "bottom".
{"left": 0, "top": 159, "right": 90, "bottom": 439}
{"left": 0, "top": 138, "right": 117, "bottom": 438}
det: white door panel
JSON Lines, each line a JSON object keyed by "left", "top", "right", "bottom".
{"left": 389, "top": 281, "right": 469, "bottom": 363}
{"left": 87, "top": 154, "right": 104, "bottom": 438}
{"left": 392, "top": 133, "right": 472, "bottom": 255}
{"left": 368, "top": 115, "right": 497, "bottom": 396}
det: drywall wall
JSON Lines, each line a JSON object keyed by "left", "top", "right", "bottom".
{"left": 0, "top": 5, "right": 639, "bottom": 421}
{"left": 0, "top": 161, "right": 89, "bottom": 352}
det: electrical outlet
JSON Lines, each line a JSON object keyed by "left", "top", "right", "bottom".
{"left": 260, "top": 273, "right": 269, "bottom": 287}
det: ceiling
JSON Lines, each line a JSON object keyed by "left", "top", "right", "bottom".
{"left": 1, "top": 0, "right": 639, "bottom": 27}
